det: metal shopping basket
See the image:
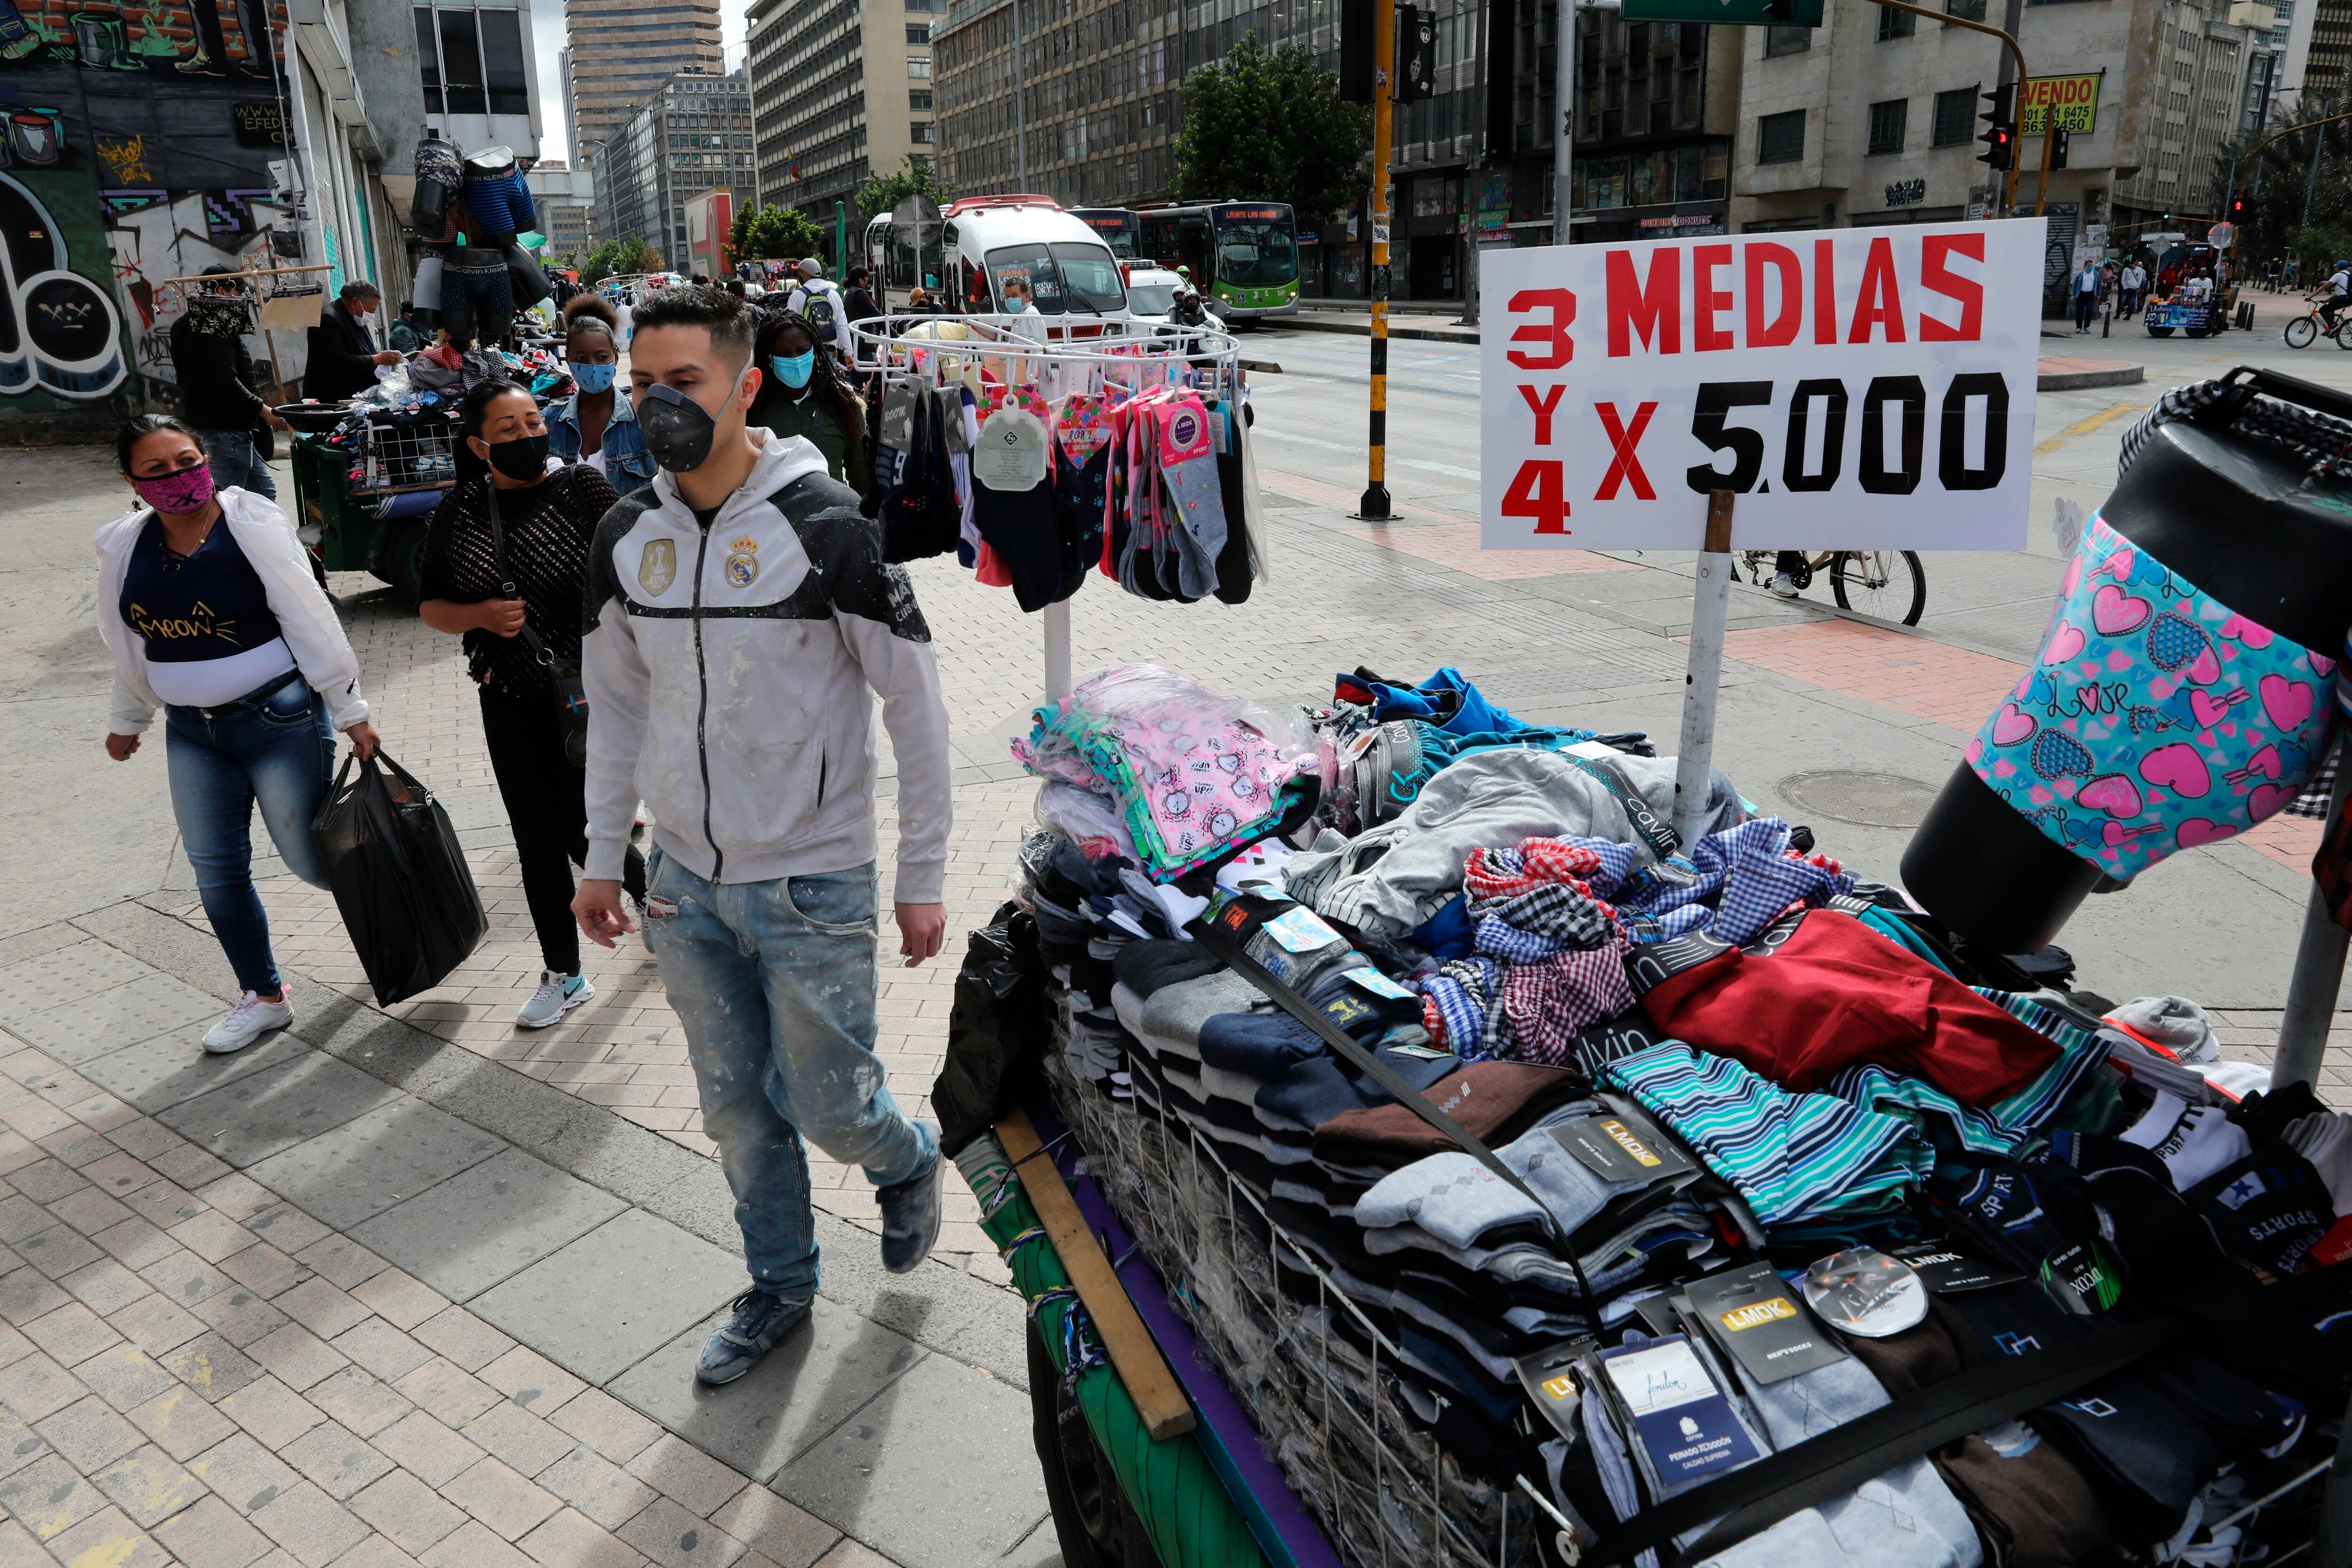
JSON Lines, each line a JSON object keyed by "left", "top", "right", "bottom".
{"left": 347, "top": 419, "right": 461, "bottom": 499}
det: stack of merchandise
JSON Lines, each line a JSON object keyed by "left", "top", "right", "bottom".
{"left": 952, "top": 660, "right": 2352, "bottom": 1568}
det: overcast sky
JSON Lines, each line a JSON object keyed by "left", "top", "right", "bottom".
{"left": 531, "top": 0, "right": 752, "bottom": 165}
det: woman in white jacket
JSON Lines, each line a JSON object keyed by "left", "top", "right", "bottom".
{"left": 98, "top": 415, "right": 383, "bottom": 1053}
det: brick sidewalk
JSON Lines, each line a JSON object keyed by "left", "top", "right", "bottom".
{"left": 0, "top": 1005, "right": 907, "bottom": 1568}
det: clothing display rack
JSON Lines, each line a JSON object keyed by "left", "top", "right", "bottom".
{"left": 158, "top": 262, "right": 334, "bottom": 399}
{"left": 850, "top": 313, "right": 1259, "bottom": 704}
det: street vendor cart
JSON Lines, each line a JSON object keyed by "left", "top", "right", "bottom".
{"left": 2144, "top": 295, "right": 2224, "bottom": 337}
{"left": 281, "top": 403, "right": 457, "bottom": 601}
{"left": 930, "top": 366, "right": 2352, "bottom": 1568}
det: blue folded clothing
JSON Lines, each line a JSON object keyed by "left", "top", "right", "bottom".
{"left": 461, "top": 170, "right": 535, "bottom": 234}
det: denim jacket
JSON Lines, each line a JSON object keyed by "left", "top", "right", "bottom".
{"left": 546, "top": 386, "right": 656, "bottom": 496}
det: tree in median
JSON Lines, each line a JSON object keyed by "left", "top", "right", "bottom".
{"left": 579, "top": 235, "right": 662, "bottom": 284}
{"left": 855, "top": 154, "right": 957, "bottom": 225}
{"left": 1174, "top": 32, "right": 1370, "bottom": 223}
{"left": 730, "top": 203, "right": 827, "bottom": 262}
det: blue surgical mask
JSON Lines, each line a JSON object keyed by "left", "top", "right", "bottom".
{"left": 1004, "top": 296, "right": 1026, "bottom": 314}
{"left": 769, "top": 350, "right": 814, "bottom": 390}
{"left": 571, "top": 362, "right": 617, "bottom": 393}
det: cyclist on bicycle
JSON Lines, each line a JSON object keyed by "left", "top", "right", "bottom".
{"left": 2317, "top": 260, "right": 2352, "bottom": 335}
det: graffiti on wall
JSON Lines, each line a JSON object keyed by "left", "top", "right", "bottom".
{"left": 1, "top": 0, "right": 284, "bottom": 81}
{"left": 0, "top": 170, "right": 127, "bottom": 398}
{"left": 103, "top": 183, "right": 305, "bottom": 391}
{"left": 0, "top": 0, "right": 293, "bottom": 414}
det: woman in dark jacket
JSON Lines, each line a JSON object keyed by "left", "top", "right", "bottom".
{"left": 748, "top": 309, "right": 869, "bottom": 494}
{"left": 417, "top": 378, "right": 645, "bottom": 1029}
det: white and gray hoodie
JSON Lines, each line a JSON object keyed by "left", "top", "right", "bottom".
{"left": 580, "top": 430, "right": 953, "bottom": 901}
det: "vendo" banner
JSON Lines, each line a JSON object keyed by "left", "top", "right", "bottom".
{"left": 1479, "top": 219, "right": 2044, "bottom": 550}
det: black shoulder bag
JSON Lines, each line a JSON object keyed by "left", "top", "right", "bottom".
{"left": 483, "top": 477, "right": 591, "bottom": 768}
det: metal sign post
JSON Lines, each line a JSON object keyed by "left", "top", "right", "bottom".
{"left": 1672, "top": 491, "right": 1735, "bottom": 846}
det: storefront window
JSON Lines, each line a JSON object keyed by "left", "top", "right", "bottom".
{"left": 1587, "top": 156, "right": 1627, "bottom": 209}
{"left": 1631, "top": 150, "right": 1668, "bottom": 205}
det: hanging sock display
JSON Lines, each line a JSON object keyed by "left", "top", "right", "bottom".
{"left": 851, "top": 311, "right": 1266, "bottom": 622}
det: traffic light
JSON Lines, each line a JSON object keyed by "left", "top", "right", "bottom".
{"left": 1979, "top": 84, "right": 2015, "bottom": 170}
{"left": 1396, "top": 7, "right": 1436, "bottom": 100}
{"left": 2232, "top": 191, "right": 2262, "bottom": 223}
{"left": 1340, "top": 0, "right": 1375, "bottom": 102}
{"left": 2049, "top": 125, "right": 2069, "bottom": 170}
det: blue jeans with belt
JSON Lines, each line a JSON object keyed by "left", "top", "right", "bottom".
{"left": 165, "top": 675, "right": 334, "bottom": 995}
{"left": 641, "top": 851, "right": 936, "bottom": 1297}
{"left": 201, "top": 430, "right": 277, "bottom": 501}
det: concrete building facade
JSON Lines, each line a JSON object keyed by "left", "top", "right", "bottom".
{"left": 564, "top": 0, "right": 723, "bottom": 160}
{"left": 1728, "top": 0, "right": 2278, "bottom": 286}
{"left": 592, "top": 67, "right": 755, "bottom": 267}
{"left": 528, "top": 158, "right": 598, "bottom": 259}
{"left": 929, "top": 0, "right": 1180, "bottom": 207}
{"left": 747, "top": 0, "right": 939, "bottom": 220}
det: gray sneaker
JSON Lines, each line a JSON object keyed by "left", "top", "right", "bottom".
{"left": 877, "top": 1146, "right": 944, "bottom": 1274}
{"left": 695, "top": 1288, "right": 811, "bottom": 1385}
{"left": 517, "top": 971, "right": 592, "bottom": 1030}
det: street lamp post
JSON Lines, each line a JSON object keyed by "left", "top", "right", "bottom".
{"left": 1555, "top": 0, "right": 1574, "bottom": 248}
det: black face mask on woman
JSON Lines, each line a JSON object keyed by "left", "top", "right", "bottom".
{"left": 486, "top": 433, "right": 550, "bottom": 482}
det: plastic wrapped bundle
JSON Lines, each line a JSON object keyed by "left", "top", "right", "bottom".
{"left": 1013, "top": 665, "right": 1313, "bottom": 881}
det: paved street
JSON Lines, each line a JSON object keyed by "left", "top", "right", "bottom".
{"left": 4, "top": 290, "right": 2351, "bottom": 1568}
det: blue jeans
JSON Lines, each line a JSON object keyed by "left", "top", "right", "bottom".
{"left": 642, "top": 851, "right": 936, "bottom": 1296}
{"left": 165, "top": 676, "right": 333, "bottom": 995}
{"left": 201, "top": 430, "right": 277, "bottom": 501}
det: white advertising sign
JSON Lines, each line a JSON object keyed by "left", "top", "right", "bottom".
{"left": 1479, "top": 219, "right": 2045, "bottom": 550}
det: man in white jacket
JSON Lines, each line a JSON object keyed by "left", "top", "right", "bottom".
{"left": 571, "top": 286, "right": 953, "bottom": 1386}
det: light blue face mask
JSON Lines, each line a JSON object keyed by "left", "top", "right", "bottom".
{"left": 769, "top": 350, "right": 815, "bottom": 389}
{"left": 571, "top": 362, "right": 617, "bottom": 394}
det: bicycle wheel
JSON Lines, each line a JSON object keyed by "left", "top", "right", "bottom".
{"left": 2335, "top": 320, "right": 2352, "bottom": 350}
{"left": 1832, "top": 550, "right": 1927, "bottom": 626}
{"left": 2296, "top": 314, "right": 2324, "bottom": 346}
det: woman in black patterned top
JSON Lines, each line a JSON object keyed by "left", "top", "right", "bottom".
{"left": 419, "top": 378, "right": 646, "bottom": 1028}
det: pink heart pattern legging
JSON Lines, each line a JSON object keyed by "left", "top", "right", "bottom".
{"left": 1967, "top": 516, "right": 2340, "bottom": 881}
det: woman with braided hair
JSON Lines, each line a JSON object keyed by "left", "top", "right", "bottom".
{"left": 749, "top": 309, "right": 870, "bottom": 496}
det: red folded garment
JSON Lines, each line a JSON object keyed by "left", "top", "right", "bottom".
{"left": 1638, "top": 909, "right": 2059, "bottom": 1104}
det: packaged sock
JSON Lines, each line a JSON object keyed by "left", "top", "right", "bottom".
{"left": 1155, "top": 391, "right": 1228, "bottom": 600}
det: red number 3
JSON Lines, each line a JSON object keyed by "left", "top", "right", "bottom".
{"left": 1507, "top": 288, "right": 1576, "bottom": 370}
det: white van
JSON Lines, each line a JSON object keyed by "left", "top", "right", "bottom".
{"left": 863, "top": 196, "right": 1129, "bottom": 332}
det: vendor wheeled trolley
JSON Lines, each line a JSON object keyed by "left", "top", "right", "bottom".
{"left": 2145, "top": 299, "right": 2221, "bottom": 338}
{"left": 945, "top": 629, "right": 2352, "bottom": 1567}
{"left": 282, "top": 405, "right": 459, "bottom": 602}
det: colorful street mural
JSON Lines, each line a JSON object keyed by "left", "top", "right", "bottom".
{"left": 0, "top": 0, "right": 302, "bottom": 429}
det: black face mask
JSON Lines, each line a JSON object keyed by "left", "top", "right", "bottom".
{"left": 638, "top": 370, "right": 744, "bottom": 474}
{"left": 486, "top": 433, "right": 549, "bottom": 482}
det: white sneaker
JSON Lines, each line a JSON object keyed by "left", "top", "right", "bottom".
{"left": 204, "top": 992, "right": 292, "bottom": 1054}
{"left": 517, "top": 971, "right": 593, "bottom": 1029}
{"left": 1769, "top": 573, "right": 1802, "bottom": 598}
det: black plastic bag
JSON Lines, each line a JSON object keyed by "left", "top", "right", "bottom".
{"left": 312, "top": 750, "right": 488, "bottom": 1005}
{"left": 932, "top": 902, "right": 1047, "bottom": 1155}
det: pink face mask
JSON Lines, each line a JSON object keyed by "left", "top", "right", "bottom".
{"left": 131, "top": 464, "right": 216, "bottom": 515}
